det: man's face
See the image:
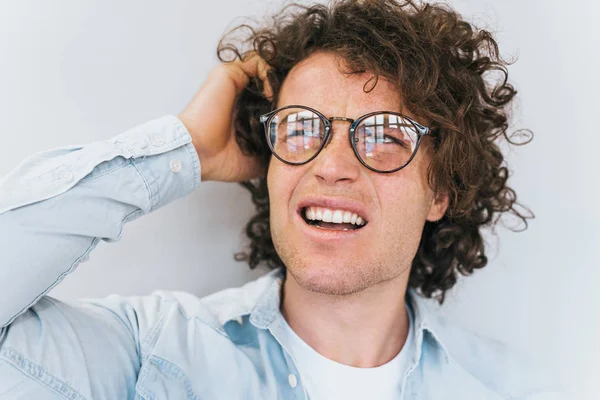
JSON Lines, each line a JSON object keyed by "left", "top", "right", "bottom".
{"left": 267, "top": 52, "right": 448, "bottom": 296}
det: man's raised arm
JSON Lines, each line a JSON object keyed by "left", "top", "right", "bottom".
{"left": 0, "top": 55, "right": 271, "bottom": 398}
{"left": 0, "top": 115, "right": 201, "bottom": 328}
{"left": 0, "top": 54, "right": 271, "bottom": 328}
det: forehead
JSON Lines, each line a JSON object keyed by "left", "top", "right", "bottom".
{"left": 277, "top": 52, "right": 405, "bottom": 118}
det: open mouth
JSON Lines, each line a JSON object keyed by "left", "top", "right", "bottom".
{"left": 299, "top": 207, "right": 368, "bottom": 231}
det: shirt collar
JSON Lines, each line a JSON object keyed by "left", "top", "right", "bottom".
{"left": 248, "top": 268, "right": 285, "bottom": 329}
{"left": 406, "top": 287, "right": 451, "bottom": 364}
{"left": 224, "top": 267, "right": 450, "bottom": 362}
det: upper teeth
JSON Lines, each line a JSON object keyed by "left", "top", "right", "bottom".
{"left": 304, "top": 207, "right": 366, "bottom": 226}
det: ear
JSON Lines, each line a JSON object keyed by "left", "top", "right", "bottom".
{"left": 426, "top": 190, "right": 449, "bottom": 222}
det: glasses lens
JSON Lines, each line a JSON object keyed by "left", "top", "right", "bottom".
{"left": 268, "top": 107, "right": 325, "bottom": 164}
{"left": 354, "top": 113, "right": 419, "bottom": 172}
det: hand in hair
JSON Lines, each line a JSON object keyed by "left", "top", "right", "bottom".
{"left": 179, "top": 53, "right": 273, "bottom": 182}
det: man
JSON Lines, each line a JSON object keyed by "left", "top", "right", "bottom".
{"left": 0, "top": 0, "right": 558, "bottom": 399}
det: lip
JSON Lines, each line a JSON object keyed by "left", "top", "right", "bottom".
{"left": 296, "top": 195, "right": 370, "bottom": 222}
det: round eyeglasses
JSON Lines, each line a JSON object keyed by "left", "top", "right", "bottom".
{"left": 260, "top": 105, "right": 431, "bottom": 173}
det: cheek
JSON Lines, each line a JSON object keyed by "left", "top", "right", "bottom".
{"left": 266, "top": 163, "right": 279, "bottom": 214}
{"left": 377, "top": 170, "right": 433, "bottom": 227}
{"left": 267, "top": 161, "right": 299, "bottom": 222}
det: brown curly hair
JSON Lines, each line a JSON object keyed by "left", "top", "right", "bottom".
{"left": 220, "top": 0, "right": 533, "bottom": 303}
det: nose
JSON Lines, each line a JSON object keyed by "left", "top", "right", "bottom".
{"left": 309, "top": 120, "right": 361, "bottom": 185}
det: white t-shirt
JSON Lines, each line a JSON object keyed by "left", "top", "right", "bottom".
{"left": 279, "top": 304, "right": 415, "bottom": 400}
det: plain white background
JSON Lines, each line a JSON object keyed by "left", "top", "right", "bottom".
{"left": 0, "top": 0, "right": 597, "bottom": 398}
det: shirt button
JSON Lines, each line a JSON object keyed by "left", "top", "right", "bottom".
{"left": 170, "top": 159, "right": 182, "bottom": 173}
{"left": 60, "top": 171, "right": 74, "bottom": 182}
{"left": 288, "top": 373, "right": 297, "bottom": 388}
{"left": 150, "top": 134, "right": 165, "bottom": 146}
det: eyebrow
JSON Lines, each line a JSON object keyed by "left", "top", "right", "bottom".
{"left": 277, "top": 104, "right": 408, "bottom": 119}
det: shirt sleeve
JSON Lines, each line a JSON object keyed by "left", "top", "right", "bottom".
{"left": 0, "top": 115, "right": 201, "bottom": 399}
{"left": 0, "top": 115, "right": 201, "bottom": 328}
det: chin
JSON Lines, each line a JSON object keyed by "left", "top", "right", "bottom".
{"left": 286, "top": 259, "right": 379, "bottom": 296}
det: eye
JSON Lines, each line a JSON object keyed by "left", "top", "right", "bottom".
{"left": 364, "top": 133, "right": 407, "bottom": 147}
{"left": 287, "top": 129, "right": 304, "bottom": 137}
{"left": 382, "top": 135, "right": 409, "bottom": 148}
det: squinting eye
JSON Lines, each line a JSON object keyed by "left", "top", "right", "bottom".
{"left": 383, "top": 135, "right": 408, "bottom": 147}
{"left": 287, "top": 130, "right": 304, "bottom": 137}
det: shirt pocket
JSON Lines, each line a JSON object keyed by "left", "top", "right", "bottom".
{"left": 0, "top": 354, "right": 87, "bottom": 400}
{"left": 135, "top": 355, "right": 204, "bottom": 400}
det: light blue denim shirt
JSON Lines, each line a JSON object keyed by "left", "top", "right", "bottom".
{"left": 0, "top": 116, "right": 560, "bottom": 399}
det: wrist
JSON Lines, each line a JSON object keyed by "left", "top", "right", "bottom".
{"left": 177, "top": 114, "right": 215, "bottom": 181}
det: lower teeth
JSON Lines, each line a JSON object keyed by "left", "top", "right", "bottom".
{"left": 308, "top": 220, "right": 359, "bottom": 231}
{"left": 314, "top": 224, "right": 351, "bottom": 231}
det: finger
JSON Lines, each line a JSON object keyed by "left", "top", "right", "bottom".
{"left": 237, "top": 53, "right": 274, "bottom": 101}
{"left": 255, "top": 57, "right": 274, "bottom": 101}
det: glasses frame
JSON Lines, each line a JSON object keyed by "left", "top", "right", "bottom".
{"left": 260, "top": 104, "right": 431, "bottom": 174}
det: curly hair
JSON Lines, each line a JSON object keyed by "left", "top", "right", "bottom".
{"left": 220, "top": 0, "right": 533, "bottom": 303}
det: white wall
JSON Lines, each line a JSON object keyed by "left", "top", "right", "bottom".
{"left": 0, "top": 0, "right": 597, "bottom": 398}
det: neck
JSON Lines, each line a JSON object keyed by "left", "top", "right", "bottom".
{"left": 280, "top": 271, "right": 410, "bottom": 368}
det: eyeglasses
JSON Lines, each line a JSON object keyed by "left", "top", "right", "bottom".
{"left": 260, "top": 105, "right": 431, "bottom": 173}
